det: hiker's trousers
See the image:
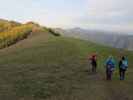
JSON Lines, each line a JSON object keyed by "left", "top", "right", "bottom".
{"left": 119, "top": 68, "right": 126, "bottom": 80}
{"left": 106, "top": 69, "right": 113, "bottom": 80}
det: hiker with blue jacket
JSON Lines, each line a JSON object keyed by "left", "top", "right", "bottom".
{"left": 119, "top": 56, "right": 128, "bottom": 80}
{"left": 105, "top": 56, "right": 116, "bottom": 80}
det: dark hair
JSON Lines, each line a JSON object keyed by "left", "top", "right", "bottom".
{"left": 122, "top": 56, "right": 125, "bottom": 60}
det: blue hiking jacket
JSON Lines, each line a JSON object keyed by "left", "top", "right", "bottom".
{"left": 105, "top": 58, "right": 116, "bottom": 70}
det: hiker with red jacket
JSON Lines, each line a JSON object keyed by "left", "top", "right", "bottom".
{"left": 89, "top": 54, "right": 97, "bottom": 73}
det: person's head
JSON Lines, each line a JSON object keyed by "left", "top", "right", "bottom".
{"left": 122, "top": 56, "right": 125, "bottom": 60}
{"left": 91, "top": 53, "right": 96, "bottom": 57}
{"left": 108, "top": 55, "right": 113, "bottom": 60}
{"left": 92, "top": 55, "right": 96, "bottom": 58}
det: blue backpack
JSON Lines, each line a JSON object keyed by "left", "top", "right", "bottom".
{"left": 106, "top": 59, "right": 115, "bottom": 71}
{"left": 121, "top": 60, "right": 128, "bottom": 69}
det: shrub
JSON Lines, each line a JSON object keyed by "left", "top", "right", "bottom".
{"left": 0, "top": 24, "right": 33, "bottom": 49}
{"left": 47, "top": 28, "right": 60, "bottom": 36}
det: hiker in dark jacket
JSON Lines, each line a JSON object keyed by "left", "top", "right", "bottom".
{"left": 89, "top": 54, "right": 97, "bottom": 73}
{"left": 119, "top": 56, "right": 128, "bottom": 80}
{"left": 105, "top": 56, "right": 116, "bottom": 80}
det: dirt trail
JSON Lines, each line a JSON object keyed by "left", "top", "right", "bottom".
{"left": 85, "top": 69, "right": 130, "bottom": 100}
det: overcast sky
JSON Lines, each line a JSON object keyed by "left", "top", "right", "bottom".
{"left": 0, "top": 0, "right": 133, "bottom": 33}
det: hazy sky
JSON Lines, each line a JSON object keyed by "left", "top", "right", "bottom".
{"left": 0, "top": 0, "right": 133, "bottom": 32}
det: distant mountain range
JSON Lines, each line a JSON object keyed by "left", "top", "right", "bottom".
{"left": 54, "top": 28, "right": 133, "bottom": 51}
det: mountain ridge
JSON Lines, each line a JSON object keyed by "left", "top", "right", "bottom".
{"left": 54, "top": 28, "right": 133, "bottom": 51}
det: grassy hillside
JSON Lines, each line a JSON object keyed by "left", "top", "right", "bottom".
{"left": 0, "top": 26, "right": 132, "bottom": 100}
{"left": 0, "top": 19, "right": 21, "bottom": 32}
{"left": 0, "top": 19, "right": 48, "bottom": 49}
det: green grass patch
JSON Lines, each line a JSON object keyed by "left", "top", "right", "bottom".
{"left": 0, "top": 32, "right": 132, "bottom": 100}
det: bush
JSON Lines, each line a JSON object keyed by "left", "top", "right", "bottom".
{"left": 47, "top": 28, "right": 60, "bottom": 36}
{"left": 0, "top": 19, "right": 20, "bottom": 32}
{"left": 0, "top": 24, "right": 33, "bottom": 49}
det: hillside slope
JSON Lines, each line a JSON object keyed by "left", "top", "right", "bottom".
{"left": 54, "top": 28, "right": 133, "bottom": 51}
{"left": 0, "top": 19, "right": 21, "bottom": 32}
{"left": 0, "top": 30, "right": 133, "bottom": 100}
{"left": 0, "top": 19, "right": 48, "bottom": 49}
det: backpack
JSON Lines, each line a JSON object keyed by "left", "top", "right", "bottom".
{"left": 106, "top": 59, "right": 115, "bottom": 67}
{"left": 106, "top": 59, "right": 115, "bottom": 71}
{"left": 121, "top": 60, "right": 128, "bottom": 69}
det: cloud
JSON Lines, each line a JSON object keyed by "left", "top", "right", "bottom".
{"left": 73, "top": 0, "right": 133, "bottom": 32}
{"left": 87, "top": 0, "right": 133, "bottom": 12}
{"left": 0, "top": 0, "right": 132, "bottom": 32}
{"left": 86, "top": 0, "right": 133, "bottom": 21}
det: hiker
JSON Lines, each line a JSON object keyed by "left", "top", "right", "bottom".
{"left": 89, "top": 54, "right": 97, "bottom": 73}
{"left": 105, "top": 56, "right": 116, "bottom": 80}
{"left": 119, "top": 56, "right": 128, "bottom": 80}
